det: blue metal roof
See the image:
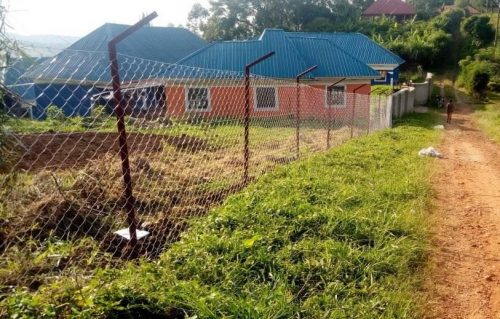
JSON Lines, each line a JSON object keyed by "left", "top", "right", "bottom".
{"left": 69, "top": 23, "right": 206, "bottom": 63}
{"left": 178, "top": 29, "right": 309, "bottom": 78}
{"left": 178, "top": 29, "right": 379, "bottom": 79}
{"left": 3, "top": 57, "right": 44, "bottom": 100}
{"left": 288, "top": 36, "right": 380, "bottom": 78}
{"left": 24, "top": 23, "right": 206, "bottom": 83}
{"left": 288, "top": 32, "right": 405, "bottom": 66}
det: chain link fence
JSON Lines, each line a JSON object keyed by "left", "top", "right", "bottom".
{"left": 0, "top": 50, "right": 391, "bottom": 293}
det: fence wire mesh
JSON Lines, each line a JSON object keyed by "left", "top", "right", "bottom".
{"left": 0, "top": 50, "right": 390, "bottom": 293}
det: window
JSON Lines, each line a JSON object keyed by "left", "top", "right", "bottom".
{"left": 186, "top": 87, "right": 210, "bottom": 111}
{"left": 254, "top": 87, "right": 278, "bottom": 110}
{"left": 374, "top": 70, "right": 388, "bottom": 82}
{"left": 326, "top": 85, "right": 346, "bottom": 108}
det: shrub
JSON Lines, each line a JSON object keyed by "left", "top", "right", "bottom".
{"left": 458, "top": 59, "right": 491, "bottom": 96}
{"left": 432, "top": 8, "right": 465, "bottom": 34}
{"left": 461, "top": 15, "right": 495, "bottom": 48}
{"left": 46, "top": 105, "right": 66, "bottom": 121}
{"left": 0, "top": 110, "right": 17, "bottom": 172}
{"left": 91, "top": 105, "right": 108, "bottom": 119}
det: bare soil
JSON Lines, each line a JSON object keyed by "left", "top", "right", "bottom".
{"left": 426, "top": 90, "right": 500, "bottom": 318}
{"left": 14, "top": 132, "right": 210, "bottom": 171}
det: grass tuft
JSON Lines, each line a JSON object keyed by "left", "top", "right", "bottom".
{"left": 2, "top": 113, "right": 440, "bottom": 318}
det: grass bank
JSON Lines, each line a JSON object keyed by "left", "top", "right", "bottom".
{"left": 2, "top": 113, "right": 440, "bottom": 318}
{"left": 476, "top": 92, "right": 500, "bottom": 142}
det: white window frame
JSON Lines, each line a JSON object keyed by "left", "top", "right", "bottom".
{"left": 374, "top": 70, "right": 388, "bottom": 83}
{"left": 185, "top": 87, "right": 211, "bottom": 112}
{"left": 325, "top": 85, "right": 347, "bottom": 108}
{"left": 253, "top": 86, "right": 279, "bottom": 111}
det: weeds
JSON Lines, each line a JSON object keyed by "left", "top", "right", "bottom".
{"left": 2, "top": 113, "right": 440, "bottom": 318}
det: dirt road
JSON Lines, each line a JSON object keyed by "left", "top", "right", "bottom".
{"left": 427, "top": 90, "right": 500, "bottom": 318}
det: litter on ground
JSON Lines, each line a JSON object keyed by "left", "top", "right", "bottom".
{"left": 418, "top": 146, "right": 443, "bottom": 158}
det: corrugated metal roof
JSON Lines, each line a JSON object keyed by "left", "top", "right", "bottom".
{"left": 4, "top": 57, "right": 44, "bottom": 100}
{"left": 288, "top": 36, "right": 380, "bottom": 78}
{"left": 178, "top": 29, "right": 380, "bottom": 79}
{"left": 288, "top": 32, "right": 405, "bottom": 66}
{"left": 25, "top": 23, "right": 206, "bottom": 82}
{"left": 362, "top": 0, "right": 416, "bottom": 16}
{"left": 69, "top": 23, "right": 206, "bottom": 63}
{"left": 178, "top": 29, "right": 309, "bottom": 78}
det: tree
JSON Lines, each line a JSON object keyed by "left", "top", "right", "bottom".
{"left": 187, "top": 3, "right": 210, "bottom": 36}
{"left": 433, "top": 8, "right": 465, "bottom": 33}
{"left": 408, "top": 0, "right": 451, "bottom": 20}
{"left": 187, "top": 0, "right": 360, "bottom": 41}
{"left": 351, "top": 0, "right": 375, "bottom": 11}
{"left": 455, "top": 0, "right": 470, "bottom": 8}
{"left": 461, "top": 15, "right": 495, "bottom": 47}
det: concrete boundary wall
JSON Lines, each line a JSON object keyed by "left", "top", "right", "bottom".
{"left": 387, "top": 72, "right": 433, "bottom": 122}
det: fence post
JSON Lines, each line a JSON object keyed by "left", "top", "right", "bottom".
{"left": 295, "top": 65, "right": 317, "bottom": 159}
{"left": 243, "top": 52, "right": 275, "bottom": 184}
{"left": 108, "top": 12, "right": 158, "bottom": 251}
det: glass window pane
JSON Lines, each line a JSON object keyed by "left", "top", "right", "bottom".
{"left": 255, "top": 87, "right": 276, "bottom": 109}
{"left": 187, "top": 88, "right": 209, "bottom": 110}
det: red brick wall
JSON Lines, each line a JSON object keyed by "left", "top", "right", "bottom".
{"left": 165, "top": 83, "right": 371, "bottom": 120}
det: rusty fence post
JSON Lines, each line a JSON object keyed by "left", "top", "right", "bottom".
{"left": 108, "top": 12, "right": 158, "bottom": 250}
{"left": 295, "top": 65, "right": 317, "bottom": 159}
{"left": 243, "top": 51, "right": 275, "bottom": 184}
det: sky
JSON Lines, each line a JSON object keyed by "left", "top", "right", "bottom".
{"left": 5, "top": 0, "right": 209, "bottom": 37}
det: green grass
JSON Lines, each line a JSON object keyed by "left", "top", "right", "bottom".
{"left": 371, "top": 85, "right": 394, "bottom": 96}
{"left": 2, "top": 113, "right": 440, "bottom": 318}
{"left": 476, "top": 92, "right": 500, "bottom": 142}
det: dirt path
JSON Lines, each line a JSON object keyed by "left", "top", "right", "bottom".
{"left": 426, "top": 89, "right": 500, "bottom": 318}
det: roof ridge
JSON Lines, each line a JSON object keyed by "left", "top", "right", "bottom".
{"left": 284, "top": 35, "right": 317, "bottom": 77}
{"left": 288, "top": 31, "right": 404, "bottom": 65}
{"left": 290, "top": 35, "right": 379, "bottom": 75}
{"left": 354, "top": 33, "right": 405, "bottom": 64}
{"left": 176, "top": 42, "right": 218, "bottom": 64}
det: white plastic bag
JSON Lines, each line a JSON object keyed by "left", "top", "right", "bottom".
{"left": 418, "top": 147, "right": 443, "bottom": 158}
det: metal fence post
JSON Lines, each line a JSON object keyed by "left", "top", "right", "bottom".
{"left": 243, "top": 52, "right": 275, "bottom": 184}
{"left": 108, "top": 12, "right": 158, "bottom": 251}
{"left": 295, "top": 65, "right": 317, "bottom": 159}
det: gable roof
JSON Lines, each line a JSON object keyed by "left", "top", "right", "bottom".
{"left": 362, "top": 0, "right": 416, "bottom": 16}
{"left": 287, "top": 32, "right": 405, "bottom": 66}
{"left": 177, "top": 29, "right": 380, "bottom": 79}
{"left": 25, "top": 23, "right": 206, "bottom": 83}
{"left": 69, "top": 23, "right": 206, "bottom": 63}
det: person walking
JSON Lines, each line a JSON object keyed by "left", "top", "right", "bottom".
{"left": 446, "top": 99, "right": 455, "bottom": 124}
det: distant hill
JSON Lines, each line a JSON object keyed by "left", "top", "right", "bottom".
{"left": 9, "top": 34, "right": 80, "bottom": 57}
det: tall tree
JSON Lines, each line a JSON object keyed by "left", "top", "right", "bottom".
{"left": 351, "top": 0, "right": 375, "bottom": 11}
{"left": 187, "top": 0, "right": 360, "bottom": 41}
{"left": 461, "top": 15, "right": 495, "bottom": 47}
